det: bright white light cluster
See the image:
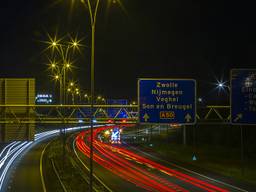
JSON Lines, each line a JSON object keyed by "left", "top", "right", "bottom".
{"left": 36, "top": 94, "right": 53, "bottom": 104}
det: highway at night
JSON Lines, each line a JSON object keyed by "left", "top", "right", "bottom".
{"left": 0, "top": 126, "right": 88, "bottom": 192}
{"left": 73, "top": 125, "right": 248, "bottom": 192}
{"left": 1, "top": 0, "right": 256, "bottom": 191}
{"left": 0, "top": 124, "right": 254, "bottom": 192}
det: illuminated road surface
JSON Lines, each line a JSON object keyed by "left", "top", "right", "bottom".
{"left": 0, "top": 126, "right": 91, "bottom": 192}
{"left": 0, "top": 125, "right": 252, "bottom": 192}
{"left": 75, "top": 125, "right": 249, "bottom": 192}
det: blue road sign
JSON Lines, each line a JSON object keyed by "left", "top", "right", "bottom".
{"left": 107, "top": 99, "right": 128, "bottom": 118}
{"left": 231, "top": 69, "right": 256, "bottom": 125}
{"left": 138, "top": 79, "right": 196, "bottom": 124}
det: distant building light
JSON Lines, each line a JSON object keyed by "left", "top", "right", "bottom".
{"left": 36, "top": 93, "right": 53, "bottom": 104}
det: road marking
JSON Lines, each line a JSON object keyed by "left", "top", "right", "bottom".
{"left": 51, "top": 159, "right": 68, "bottom": 192}
{"left": 129, "top": 145, "right": 249, "bottom": 192}
{"left": 72, "top": 139, "right": 113, "bottom": 192}
{"left": 40, "top": 141, "right": 52, "bottom": 192}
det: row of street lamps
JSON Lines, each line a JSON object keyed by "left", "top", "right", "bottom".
{"left": 45, "top": 1, "right": 124, "bottom": 191}
{"left": 46, "top": 35, "right": 82, "bottom": 105}
{"left": 45, "top": 35, "right": 110, "bottom": 106}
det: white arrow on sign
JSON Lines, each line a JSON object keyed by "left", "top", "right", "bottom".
{"left": 234, "top": 113, "right": 243, "bottom": 122}
{"left": 185, "top": 113, "right": 192, "bottom": 122}
{"left": 143, "top": 113, "right": 150, "bottom": 122}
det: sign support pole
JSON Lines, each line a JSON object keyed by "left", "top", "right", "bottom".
{"left": 240, "top": 125, "right": 244, "bottom": 175}
{"left": 183, "top": 125, "right": 186, "bottom": 146}
{"left": 137, "top": 125, "right": 139, "bottom": 144}
{"left": 150, "top": 125, "right": 153, "bottom": 141}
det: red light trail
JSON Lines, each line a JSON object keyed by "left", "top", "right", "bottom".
{"left": 75, "top": 125, "right": 229, "bottom": 192}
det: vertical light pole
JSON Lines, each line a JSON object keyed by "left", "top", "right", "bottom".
{"left": 63, "top": 63, "right": 71, "bottom": 104}
{"left": 47, "top": 38, "right": 81, "bottom": 167}
{"left": 84, "top": 93, "right": 90, "bottom": 104}
{"left": 78, "top": 1, "right": 123, "bottom": 190}
{"left": 81, "top": 1, "right": 100, "bottom": 191}
{"left": 87, "top": 0, "right": 99, "bottom": 192}
{"left": 54, "top": 74, "right": 62, "bottom": 104}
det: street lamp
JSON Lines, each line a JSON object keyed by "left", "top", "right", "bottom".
{"left": 84, "top": 93, "right": 91, "bottom": 104}
{"left": 76, "top": 90, "right": 82, "bottom": 103}
{"left": 66, "top": 63, "right": 71, "bottom": 68}
{"left": 45, "top": 35, "right": 83, "bottom": 104}
{"left": 70, "top": 1, "right": 124, "bottom": 191}
{"left": 80, "top": 2, "right": 100, "bottom": 189}
{"left": 214, "top": 80, "right": 231, "bottom": 105}
{"left": 198, "top": 97, "right": 203, "bottom": 103}
{"left": 53, "top": 72, "right": 63, "bottom": 103}
{"left": 51, "top": 63, "right": 56, "bottom": 68}
{"left": 97, "top": 95, "right": 101, "bottom": 101}
{"left": 67, "top": 83, "right": 80, "bottom": 104}
{"left": 54, "top": 75, "right": 59, "bottom": 80}
{"left": 216, "top": 80, "right": 230, "bottom": 91}
{"left": 49, "top": 60, "right": 71, "bottom": 104}
{"left": 218, "top": 83, "right": 223, "bottom": 88}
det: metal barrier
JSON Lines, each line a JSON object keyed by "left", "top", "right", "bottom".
{"left": 0, "top": 104, "right": 138, "bottom": 124}
{"left": 0, "top": 104, "right": 232, "bottom": 124}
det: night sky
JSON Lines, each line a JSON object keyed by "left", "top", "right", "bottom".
{"left": 0, "top": 0, "right": 255, "bottom": 102}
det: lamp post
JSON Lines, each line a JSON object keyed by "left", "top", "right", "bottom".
{"left": 54, "top": 74, "right": 62, "bottom": 104}
{"left": 46, "top": 36, "right": 82, "bottom": 168}
{"left": 214, "top": 80, "right": 230, "bottom": 105}
{"left": 84, "top": 93, "right": 89, "bottom": 103}
{"left": 75, "top": 1, "right": 123, "bottom": 190}
{"left": 51, "top": 62, "right": 71, "bottom": 104}
{"left": 79, "top": 1, "right": 100, "bottom": 191}
{"left": 46, "top": 35, "right": 82, "bottom": 104}
{"left": 75, "top": 90, "right": 82, "bottom": 103}
{"left": 67, "top": 82, "right": 81, "bottom": 104}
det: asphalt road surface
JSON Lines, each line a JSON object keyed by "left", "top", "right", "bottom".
{"left": 2, "top": 125, "right": 255, "bottom": 192}
{"left": 73, "top": 125, "right": 254, "bottom": 192}
{"left": 5, "top": 139, "right": 51, "bottom": 192}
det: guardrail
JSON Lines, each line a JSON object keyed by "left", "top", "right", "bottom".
{"left": 0, "top": 105, "right": 231, "bottom": 124}
{"left": 0, "top": 105, "right": 138, "bottom": 124}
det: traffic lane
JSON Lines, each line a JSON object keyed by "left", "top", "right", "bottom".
{"left": 93, "top": 141, "right": 227, "bottom": 192}
{"left": 6, "top": 139, "right": 51, "bottom": 192}
{"left": 124, "top": 144, "right": 251, "bottom": 192}
{"left": 93, "top": 141, "right": 189, "bottom": 192}
{"left": 76, "top": 131, "right": 179, "bottom": 191}
{"left": 76, "top": 128, "right": 225, "bottom": 192}
{"left": 0, "top": 127, "right": 88, "bottom": 192}
{"left": 72, "top": 137, "right": 146, "bottom": 192}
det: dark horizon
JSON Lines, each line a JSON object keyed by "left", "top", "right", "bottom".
{"left": 0, "top": 0, "right": 255, "bottom": 102}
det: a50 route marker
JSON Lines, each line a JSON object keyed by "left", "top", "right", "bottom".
{"left": 138, "top": 78, "right": 196, "bottom": 125}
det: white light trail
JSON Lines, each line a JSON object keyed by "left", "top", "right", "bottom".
{"left": 0, "top": 125, "right": 93, "bottom": 191}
